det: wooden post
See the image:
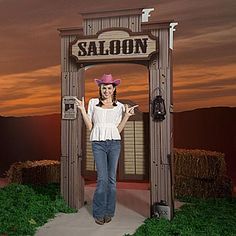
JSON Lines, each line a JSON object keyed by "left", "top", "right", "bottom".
{"left": 59, "top": 32, "right": 85, "bottom": 209}
{"left": 148, "top": 23, "right": 175, "bottom": 220}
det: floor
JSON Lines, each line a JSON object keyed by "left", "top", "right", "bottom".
{"left": 35, "top": 184, "right": 151, "bottom": 236}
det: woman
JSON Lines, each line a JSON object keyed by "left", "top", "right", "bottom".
{"left": 74, "top": 74, "right": 138, "bottom": 225}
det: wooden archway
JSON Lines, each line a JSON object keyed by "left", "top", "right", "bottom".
{"left": 58, "top": 7, "right": 177, "bottom": 220}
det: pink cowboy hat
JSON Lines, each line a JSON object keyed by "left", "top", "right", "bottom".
{"left": 94, "top": 74, "right": 121, "bottom": 86}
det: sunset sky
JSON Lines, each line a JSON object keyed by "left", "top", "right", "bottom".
{"left": 0, "top": 0, "right": 235, "bottom": 116}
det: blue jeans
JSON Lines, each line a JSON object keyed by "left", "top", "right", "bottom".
{"left": 92, "top": 140, "right": 121, "bottom": 219}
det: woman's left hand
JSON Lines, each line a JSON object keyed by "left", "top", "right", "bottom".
{"left": 125, "top": 104, "right": 139, "bottom": 117}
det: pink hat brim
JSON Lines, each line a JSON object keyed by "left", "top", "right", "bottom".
{"left": 94, "top": 79, "right": 121, "bottom": 86}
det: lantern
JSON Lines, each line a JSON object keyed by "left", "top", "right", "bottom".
{"left": 151, "top": 88, "right": 166, "bottom": 121}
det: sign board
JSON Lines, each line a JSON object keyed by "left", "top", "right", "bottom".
{"left": 62, "top": 96, "right": 77, "bottom": 120}
{"left": 70, "top": 29, "right": 157, "bottom": 63}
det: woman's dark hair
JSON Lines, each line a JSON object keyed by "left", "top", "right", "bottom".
{"left": 96, "top": 84, "right": 117, "bottom": 107}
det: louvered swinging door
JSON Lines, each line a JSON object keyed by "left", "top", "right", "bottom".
{"left": 119, "top": 114, "right": 149, "bottom": 181}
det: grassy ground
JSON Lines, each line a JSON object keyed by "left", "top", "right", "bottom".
{"left": 0, "top": 183, "right": 76, "bottom": 236}
{"left": 125, "top": 197, "right": 236, "bottom": 236}
{"left": 1, "top": 183, "right": 236, "bottom": 236}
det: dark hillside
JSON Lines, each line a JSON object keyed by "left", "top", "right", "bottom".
{"left": 0, "top": 107, "right": 235, "bottom": 185}
{"left": 174, "top": 107, "right": 236, "bottom": 184}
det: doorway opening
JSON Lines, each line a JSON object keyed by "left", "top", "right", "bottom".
{"left": 82, "top": 63, "right": 150, "bottom": 217}
{"left": 83, "top": 63, "right": 149, "bottom": 180}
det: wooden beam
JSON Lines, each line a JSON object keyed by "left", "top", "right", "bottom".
{"left": 80, "top": 8, "right": 144, "bottom": 19}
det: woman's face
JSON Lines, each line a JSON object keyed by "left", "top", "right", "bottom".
{"left": 100, "top": 84, "right": 115, "bottom": 99}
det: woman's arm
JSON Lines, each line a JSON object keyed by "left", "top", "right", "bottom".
{"left": 74, "top": 97, "right": 93, "bottom": 131}
{"left": 117, "top": 104, "right": 139, "bottom": 133}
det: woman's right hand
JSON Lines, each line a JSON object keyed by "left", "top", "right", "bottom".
{"left": 74, "top": 97, "right": 85, "bottom": 111}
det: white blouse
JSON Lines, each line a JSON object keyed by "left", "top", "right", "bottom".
{"left": 87, "top": 98, "right": 125, "bottom": 141}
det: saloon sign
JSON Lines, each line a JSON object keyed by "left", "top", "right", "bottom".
{"left": 70, "top": 29, "right": 157, "bottom": 63}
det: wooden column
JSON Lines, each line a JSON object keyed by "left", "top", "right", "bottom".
{"left": 148, "top": 23, "right": 174, "bottom": 220}
{"left": 60, "top": 32, "right": 85, "bottom": 209}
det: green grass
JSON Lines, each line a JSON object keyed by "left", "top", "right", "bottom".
{"left": 1, "top": 184, "right": 235, "bottom": 236}
{"left": 125, "top": 197, "right": 236, "bottom": 236}
{"left": 0, "top": 183, "right": 77, "bottom": 236}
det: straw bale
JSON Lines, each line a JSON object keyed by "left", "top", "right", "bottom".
{"left": 174, "top": 148, "right": 226, "bottom": 180}
{"left": 175, "top": 175, "right": 232, "bottom": 198}
{"left": 7, "top": 160, "right": 60, "bottom": 184}
{"left": 7, "top": 161, "right": 29, "bottom": 183}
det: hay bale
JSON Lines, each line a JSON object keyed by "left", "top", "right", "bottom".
{"left": 174, "top": 148, "right": 226, "bottom": 180}
{"left": 7, "top": 161, "right": 30, "bottom": 183}
{"left": 175, "top": 175, "right": 232, "bottom": 198}
{"left": 7, "top": 160, "right": 60, "bottom": 184}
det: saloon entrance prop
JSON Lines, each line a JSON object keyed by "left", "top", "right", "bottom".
{"left": 58, "top": 7, "right": 177, "bottom": 220}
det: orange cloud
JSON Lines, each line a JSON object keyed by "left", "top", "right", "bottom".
{"left": 0, "top": 0, "right": 235, "bottom": 116}
{"left": 0, "top": 61, "right": 235, "bottom": 116}
{"left": 174, "top": 63, "right": 236, "bottom": 111}
{"left": 0, "top": 66, "right": 60, "bottom": 116}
